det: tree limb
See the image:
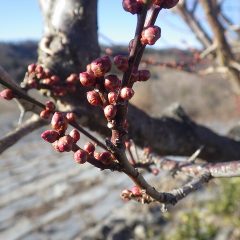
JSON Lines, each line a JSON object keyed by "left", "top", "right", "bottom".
{"left": 0, "top": 115, "right": 47, "bottom": 154}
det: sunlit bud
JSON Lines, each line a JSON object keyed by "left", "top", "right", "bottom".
{"left": 66, "top": 73, "right": 79, "bottom": 84}
{"left": 27, "top": 63, "right": 36, "bottom": 74}
{"left": 141, "top": 26, "right": 161, "bottom": 45}
{"left": 120, "top": 87, "right": 135, "bottom": 100}
{"left": 79, "top": 72, "right": 96, "bottom": 87}
{"left": 122, "top": 0, "right": 143, "bottom": 14}
{"left": 40, "top": 109, "right": 51, "bottom": 119}
{"left": 45, "top": 101, "right": 55, "bottom": 111}
{"left": 90, "top": 56, "right": 111, "bottom": 78}
{"left": 108, "top": 91, "right": 118, "bottom": 104}
{"left": 131, "top": 186, "right": 142, "bottom": 196}
{"left": 84, "top": 142, "right": 95, "bottom": 154}
{"left": 66, "top": 112, "right": 76, "bottom": 123}
{"left": 86, "top": 90, "right": 102, "bottom": 106}
{"left": 51, "top": 112, "right": 68, "bottom": 134}
{"left": 57, "top": 135, "right": 74, "bottom": 152}
{"left": 69, "top": 129, "right": 80, "bottom": 143}
{"left": 104, "top": 104, "right": 117, "bottom": 119}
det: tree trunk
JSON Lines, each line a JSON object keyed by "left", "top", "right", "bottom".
{"left": 38, "top": 0, "right": 100, "bottom": 77}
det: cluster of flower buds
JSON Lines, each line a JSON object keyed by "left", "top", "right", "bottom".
{"left": 121, "top": 186, "right": 142, "bottom": 201}
{"left": 39, "top": 100, "right": 56, "bottom": 119}
{"left": 122, "top": 0, "right": 179, "bottom": 15}
{"left": 25, "top": 63, "right": 79, "bottom": 97}
{"left": 41, "top": 111, "right": 114, "bottom": 165}
{"left": 0, "top": 88, "right": 14, "bottom": 100}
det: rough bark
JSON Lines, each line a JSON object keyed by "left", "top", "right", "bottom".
{"left": 38, "top": 0, "right": 100, "bottom": 77}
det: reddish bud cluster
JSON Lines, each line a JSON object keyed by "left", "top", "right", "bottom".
{"left": 141, "top": 26, "right": 161, "bottom": 45}
{"left": 94, "top": 151, "right": 113, "bottom": 165}
{"left": 86, "top": 90, "right": 102, "bottom": 106}
{"left": 121, "top": 186, "right": 142, "bottom": 201}
{"left": 53, "top": 135, "right": 74, "bottom": 152}
{"left": 69, "top": 129, "right": 80, "bottom": 143}
{"left": 25, "top": 63, "right": 79, "bottom": 97}
{"left": 90, "top": 56, "right": 111, "bottom": 78}
{"left": 84, "top": 142, "right": 95, "bottom": 154}
{"left": 41, "top": 130, "right": 60, "bottom": 143}
{"left": 74, "top": 149, "right": 88, "bottom": 164}
{"left": 0, "top": 89, "right": 14, "bottom": 100}
{"left": 104, "top": 104, "right": 117, "bottom": 119}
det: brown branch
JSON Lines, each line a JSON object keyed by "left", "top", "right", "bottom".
{"left": 0, "top": 115, "right": 47, "bottom": 154}
{"left": 175, "top": 2, "right": 212, "bottom": 48}
{"left": 201, "top": 0, "right": 240, "bottom": 95}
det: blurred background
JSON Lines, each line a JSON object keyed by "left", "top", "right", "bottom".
{"left": 0, "top": 1, "right": 240, "bottom": 239}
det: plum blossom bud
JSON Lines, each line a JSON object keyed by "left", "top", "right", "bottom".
{"left": 27, "top": 63, "right": 36, "bottom": 74}
{"left": 131, "top": 186, "right": 142, "bottom": 196}
{"left": 108, "top": 91, "right": 118, "bottom": 104}
{"left": 121, "top": 189, "right": 132, "bottom": 201}
{"left": 120, "top": 87, "right": 135, "bottom": 100}
{"left": 79, "top": 72, "right": 96, "bottom": 87}
{"left": 40, "top": 109, "right": 51, "bottom": 119}
{"left": 84, "top": 142, "right": 95, "bottom": 154}
{"left": 27, "top": 79, "right": 37, "bottom": 89}
{"left": 141, "top": 26, "right": 161, "bottom": 45}
{"left": 35, "top": 65, "right": 44, "bottom": 74}
{"left": 86, "top": 90, "right": 102, "bottom": 106}
{"left": 104, "top": 104, "right": 117, "bottom": 119}
{"left": 113, "top": 55, "right": 129, "bottom": 72}
{"left": 0, "top": 89, "right": 14, "bottom": 100}
{"left": 69, "top": 129, "right": 80, "bottom": 143}
{"left": 66, "top": 73, "right": 79, "bottom": 84}
{"left": 104, "top": 75, "right": 120, "bottom": 91}
{"left": 138, "top": 70, "right": 151, "bottom": 81}
{"left": 66, "top": 112, "right": 76, "bottom": 123}
{"left": 57, "top": 135, "right": 74, "bottom": 152}
{"left": 51, "top": 112, "right": 68, "bottom": 134}
{"left": 45, "top": 101, "right": 55, "bottom": 111}
{"left": 95, "top": 151, "right": 112, "bottom": 165}
{"left": 41, "top": 130, "right": 60, "bottom": 143}
{"left": 74, "top": 149, "right": 88, "bottom": 164}
{"left": 90, "top": 56, "right": 111, "bottom": 78}
{"left": 122, "top": 0, "right": 143, "bottom": 14}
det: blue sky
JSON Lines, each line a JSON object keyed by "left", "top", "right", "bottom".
{"left": 0, "top": 1, "right": 239, "bottom": 49}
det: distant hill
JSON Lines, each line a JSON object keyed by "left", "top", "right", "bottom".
{"left": 0, "top": 41, "right": 38, "bottom": 82}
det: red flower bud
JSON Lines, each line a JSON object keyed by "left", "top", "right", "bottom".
{"left": 113, "top": 55, "right": 129, "bottom": 72}
{"left": 141, "top": 26, "right": 161, "bottom": 45}
{"left": 86, "top": 90, "right": 102, "bottom": 106}
{"left": 51, "top": 112, "right": 68, "bottom": 134}
{"left": 0, "top": 89, "right": 14, "bottom": 100}
{"left": 95, "top": 151, "right": 112, "bottom": 165}
{"left": 41, "top": 130, "right": 60, "bottom": 143}
{"left": 69, "top": 129, "right": 80, "bottom": 143}
{"left": 66, "top": 112, "right": 76, "bottom": 123}
{"left": 27, "top": 63, "right": 36, "bottom": 74}
{"left": 79, "top": 72, "right": 96, "bottom": 87}
{"left": 138, "top": 69, "right": 151, "bottom": 81}
{"left": 40, "top": 109, "right": 51, "bottom": 119}
{"left": 66, "top": 73, "right": 79, "bottom": 84}
{"left": 57, "top": 135, "right": 74, "bottom": 152}
{"left": 74, "top": 149, "right": 88, "bottom": 164}
{"left": 35, "top": 65, "right": 44, "bottom": 74}
{"left": 104, "top": 75, "right": 120, "bottom": 91}
{"left": 120, "top": 87, "right": 135, "bottom": 100}
{"left": 104, "top": 104, "right": 117, "bottom": 119}
{"left": 131, "top": 186, "right": 142, "bottom": 196}
{"left": 122, "top": 0, "right": 143, "bottom": 14}
{"left": 45, "top": 101, "right": 55, "bottom": 111}
{"left": 90, "top": 56, "right": 111, "bottom": 78}
{"left": 108, "top": 91, "right": 118, "bottom": 104}
{"left": 84, "top": 142, "right": 95, "bottom": 154}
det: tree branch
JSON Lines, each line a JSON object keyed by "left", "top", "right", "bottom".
{"left": 0, "top": 115, "right": 46, "bottom": 154}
